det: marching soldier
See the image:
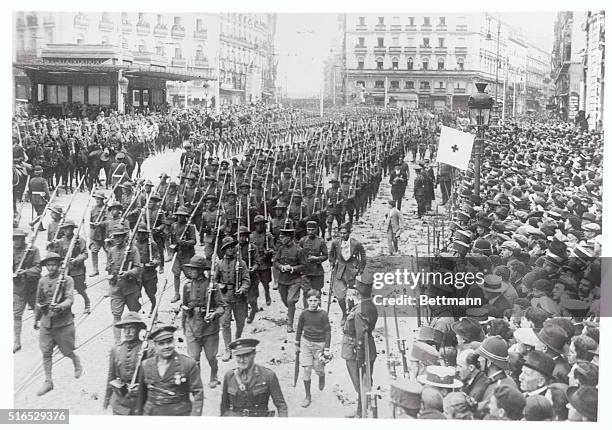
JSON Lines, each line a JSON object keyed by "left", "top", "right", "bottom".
{"left": 437, "top": 162, "right": 454, "bottom": 206}
{"left": 390, "top": 162, "right": 408, "bottom": 211}
{"left": 199, "top": 194, "right": 226, "bottom": 260}
{"left": 249, "top": 215, "right": 274, "bottom": 306}
{"left": 157, "top": 173, "right": 170, "bottom": 198}
{"left": 325, "top": 178, "right": 345, "bottom": 241}
{"left": 120, "top": 181, "right": 141, "bottom": 230}
{"left": 29, "top": 165, "right": 50, "bottom": 231}
{"left": 236, "top": 226, "right": 260, "bottom": 324}
{"left": 110, "top": 152, "right": 128, "bottom": 199}
{"left": 34, "top": 252, "right": 83, "bottom": 396}
{"left": 181, "top": 255, "right": 225, "bottom": 388}
{"left": 140, "top": 180, "right": 154, "bottom": 207}
{"left": 147, "top": 193, "right": 166, "bottom": 274}
{"left": 46, "top": 205, "right": 64, "bottom": 243}
{"left": 106, "top": 226, "right": 143, "bottom": 344}
{"left": 342, "top": 272, "right": 378, "bottom": 418}
{"left": 169, "top": 205, "right": 197, "bottom": 303}
{"left": 223, "top": 191, "right": 240, "bottom": 237}
{"left": 13, "top": 228, "right": 42, "bottom": 353}
{"left": 340, "top": 173, "right": 356, "bottom": 224}
{"left": 413, "top": 165, "right": 427, "bottom": 218}
{"left": 134, "top": 223, "right": 160, "bottom": 314}
{"left": 162, "top": 181, "right": 180, "bottom": 214}
{"left": 137, "top": 325, "right": 204, "bottom": 416}
{"left": 298, "top": 220, "right": 329, "bottom": 301}
{"left": 54, "top": 219, "right": 90, "bottom": 314}
{"left": 215, "top": 236, "right": 250, "bottom": 361}
{"left": 274, "top": 227, "right": 308, "bottom": 333}
{"left": 89, "top": 190, "right": 107, "bottom": 276}
{"left": 220, "top": 338, "right": 288, "bottom": 417}
{"left": 103, "top": 312, "right": 148, "bottom": 415}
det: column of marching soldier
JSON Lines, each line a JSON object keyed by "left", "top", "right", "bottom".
{"left": 13, "top": 118, "right": 418, "bottom": 417}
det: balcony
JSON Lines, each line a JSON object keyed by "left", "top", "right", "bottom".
{"left": 193, "top": 29, "right": 207, "bottom": 40}
{"left": 354, "top": 45, "right": 367, "bottom": 54}
{"left": 26, "top": 15, "right": 39, "bottom": 27}
{"left": 419, "top": 46, "right": 433, "bottom": 54}
{"left": 374, "top": 24, "right": 386, "bottom": 32}
{"left": 171, "top": 25, "right": 185, "bottom": 38}
{"left": 434, "top": 47, "right": 448, "bottom": 55}
{"left": 453, "top": 87, "right": 466, "bottom": 94}
{"left": 172, "top": 57, "right": 186, "bottom": 67}
{"left": 456, "top": 24, "right": 468, "bottom": 32}
{"left": 436, "top": 25, "right": 448, "bottom": 32}
{"left": 16, "top": 18, "right": 25, "bottom": 29}
{"left": 73, "top": 14, "right": 89, "bottom": 29}
{"left": 98, "top": 20, "right": 113, "bottom": 32}
{"left": 405, "top": 25, "right": 417, "bottom": 31}
{"left": 455, "top": 47, "right": 468, "bottom": 55}
{"left": 193, "top": 59, "right": 209, "bottom": 69}
{"left": 355, "top": 24, "right": 367, "bottom": 31}
{"left": 421, "top": 24, "right": 432, "bottom": 32}
{"left": 404, "top": 46, "right": 417, "bottom": 54}
{"left": 136, "top": 22, "right": 151, "bottom": 35}
{"left": 43, "top": 17, "right": 55, "bottom": 28}
{"left": 419, "top": 86, "right": 432, "bottom": 93}
{"left": 121, "top": 22, "right": 133, "bottom": 33}
{"left": 154, "top": 25, "right": 168, "bottom": 37}
{"left": 373, "top": 46, "right": 387, "bottom": 55}
{"left": 388, "top": 46, "right": 402, "bottom": 54}
{"left": 390, "top": 24, "right": 402, "bottom": 32}
{"left": 434, "top": 87, "right": 447, "bottom": 93}
{"left": 133, "top": 51, "right": 168, "bottom": 66}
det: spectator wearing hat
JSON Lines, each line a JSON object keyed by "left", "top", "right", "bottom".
{"left": 520, "top": 350, "right": 554, "bottom": 396}
{"left": 136, "top": 325, "right": 203, "bottom": 416}
{"left": 34, "top": 252, "right": 82, "bottom": 396}
{"left": 220, "top": 338, "right": 288, "bottom": 417}
{"left": 417, "top": 365, "right": 463, "bottom": 398}
{"left": 13, "top": 228, "right": 42, "bottom": 353}
{"left": 419, "top": 385, "right": 447, "bottom": 419}
{"left": 385, "top": 199, "right": 404, "bottom": 255}
{"left": 214, "top": 236, "right": 250, "bottom": 361}
{"left": 536, "top": 325, "right": 571, "bottom": 384}
{"left": 103, "top": 312, "right": 148, "bottom": 415}
{"left": 28, "top": 165, "right": 51, "bottom": 231}
{"left": 478, "top": 274, "right": 513, "bottom": 318}
{"left": 566, "top": 386, "right": 598, "bottom": 422}
{"left": 53, "top": 219, "right": 90, "bottom": 314}
{"left": 443, "top": 391, "right": 477, "bottom": 419}
{"left": 342, "top": 272, "right": 377, "bottom": 418}
{"left": 457, "top": 349, "right": 489, "bottom": 403}
{"left": 390, "top": 379, "right": 422, "bottom": 418}
{"left": 329, "top": 223, "right": 367, "bottom": 325}
{"left": 486, "top": 384, "right": 526, "bottom": 420}
{"left": 169, "top": 205, "right": 197, "bottom": 303}
{"left": 408, "top": 341, "right": 442, "bottom": 377}
{"left": 106, "top": 225, "right": 143, "bottom": 344}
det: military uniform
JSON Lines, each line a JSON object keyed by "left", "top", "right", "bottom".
{"left": 169, "top": 218, "right": 197, "bottom": 300}
{"left": 199, "top": 206, "right": 226, "bottom": 260}
{"left": 273, "top": 236, "right": 308, "bottom": 330}
{"left": 298, "top": 232, "right": 328, "bottom": 293}
{"left": 135, "top": 236, "right": 159, "bottom": 313}
{"left": 89, "top": 200, "right": 107, "bottom": 273}
{"left": 249, "top": 227, "right": 274, "bottom": 305}
{"left": 28, "top": 174, "right": 50, "bottom": 222}
{"left": 104, "top": 339, "right": 147, "bottom": 415}
{"left": 55, "top": 233, "right": 90, "bottom": 311}
{"left": 413, "top": 170, "right": 427, "bottom": 217}
{"left": 13, "top": 239, "right": 41, "bottom": 351}
{"left": 238, "top": 239, "right": 260, "bottom": 320}
{"left": 325, "top": 184, "right": 345, "bottom": 239}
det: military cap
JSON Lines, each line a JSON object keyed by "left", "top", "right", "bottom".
{"left": 481, "top": 274, "right": 505, "bottom": 293}
{"left": 149, "top": 324, "right": 177, "bottom": 342}
{"left": 116, "top": 152, "right": 126, "bottom": 159}
{"left": 137, "top": 223, "right": 149, "bottom": 233}
{"left": 228, "top": 338, "right": 259, "bottom": 356}
{"left": 390, "top": 379, "right": 422, "bottom": 410}
{"left": 237, "top": 226, "right": 251, "bottom": 235}
{"left": 34, "top": 165, "right": 44, "bottom": 173}
{"left": 49, "top": 205, "right": 64, "bottom": 215}
{"left": 183, "top": 255, "right": 211, "bottom": 270}
{"left": 203, "top": 194, "right": 217, "bottom": 202}
{"left": 414, "top": 165, "right": 422, "bottom": 171}
{"left": 159, "top": 173, "right": 170, "bottom": 179}
{"left": 144, "top": 180, "right": 153, "bottom": 187}
{"left": 41, "top": 252, "right": 63, "bottom": 265}
{"left": 283, "top": 167, "right": 292, "bottom": 174}
{"left": 183, "top": 141, "right": 193, "bottom": 148}
{"left": 226, "top": 190, "right": 237, "bottom": 197}
{"left": 451, "top": 317, "right": 484, "bottom": 343}
{"left": 279, "top": 227, "right": 295, "bottom": 236}
{"left": 93, "top": 190, "right": 106, "bottom": 199}
{"left": 238, "top": 182, "right": 250, "bottom": 189}
{"left": 234, "top": 166, "right": 246, "bottom": 173}
{"left": 274, "top": 202, "right": 288, "bottom": 210}
{"left": 329, "top": 177, "right": 340, "bottom": 183}
{"left": 220, "top": 160, "right": 230, "bottom": 166}
{"left": 231, "top": 156, "right": 239, "bottom": 162}
{"left": 253, "top": 215, "right": 268, "bottom": 224}
{"left": 306, "top": 220, "right": 318, "bottom": 228}
{"left": 354, "top": 272, "right": 373, "bottom": 296}
{"left": 114, "top": 311, "right": 146, "bottom": 329}
{"left": 220, "top": 236, "right": 238, "bottom": 251}
{"left": 120, "top": 181, "right": 134, "bottom": 189}
{"left": 204, "top": 176, "right": 218, "bottom": 182}
{"left": 13, "top": 228, "right": 27, "bottom": 237}
{"left": 185, "top": 173, "right": 198, "bottom": 180}
{"left": 149, "top": 193, "right": 163, "bottom": 202}
{"left": 304, "top": 184, "right": 314, "bottom": 190}
{"left": 174, "top": 205, "right": 191, "bottom": 216}
{"left": 408, "top": 341, "right": 440, "bottom": 365}
{"left": 107, "top": 199, "right": 123, "bottom": 210}
{"left": 111, "top": 225, "right": 130, "bottom": 237}
{"left": 60, "top": 219, "right": 77, "bottom": 229}
{"left": 168, "top": 181, "right": 178, "bottom": 187}
{"left": 417, "top": 366, "right": 463, "bottom": 389}
{"left": 291, "top": 191, "right": 302, "bottom": 198}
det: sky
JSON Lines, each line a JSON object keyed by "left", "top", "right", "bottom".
{"left": 275, "top": 12, "right": 559, "bottom": 98}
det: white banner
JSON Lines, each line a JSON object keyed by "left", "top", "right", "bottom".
{"left": 435, "top": 125, "right": 475, "bottom": 170}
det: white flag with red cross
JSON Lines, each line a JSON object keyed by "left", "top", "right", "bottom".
{"left": 435, "top": 125, "right": 475, "bottom": 170}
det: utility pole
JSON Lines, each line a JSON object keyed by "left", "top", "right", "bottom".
{"left": 495, "top": 20, "right": 501, "bottom": 103}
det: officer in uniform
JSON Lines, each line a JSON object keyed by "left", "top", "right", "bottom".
{"left": 169, "top": 205, "right": 197, "bottom": 303}
{"left": 106, "top": 226, "right": 143, "bottom": 344}
{"left": 54, "top": 219, "right": 90, "bottom": 314}
{"left": 249, "top": 215, "right": 274, "bottom": 306}
{"left": 181, "top": 255, "right": 225, "bottom": 388}
{"left": 274, "top": 228, "right": 308, "bottom": 333}
{"left": 13, "top": 228, "right": 41, "bottom": 353}
{"left": 325, "top": 178, "right": 345, "bottom": 240}
{"left": 220, "top": 338, "right": 288, "bottom": 417}
{"left": 298, "top": 220, "right": 329, "bottom": 301}
{"left": 215, "top": 236, "right": 250, "bottom": 361}
{"left": 137, "top": 325, "right": 204, "bottom": 416}
{"left": 103, "top": 312, "right": 148, "bottom": 415}
{"left": 342, "top": 272, "right": 378, "bottom": 418}
{"left": 413, "top": 165, "right": 427, "bottom": 218}
{"left": 134, "top": 223, "right": 160, "bottom": 314}
{"left": 28, "top": 165, "right": 50, "bottom": 231}
{"left": 89, "top": 190, "right": 107, "bottom": 276}
{"left": 34, "top": 252, "right": 83, "bottom": 396}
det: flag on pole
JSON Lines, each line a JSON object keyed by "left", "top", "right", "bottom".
{"left": 435, "top": 125, "right": 475, "bottom": 170}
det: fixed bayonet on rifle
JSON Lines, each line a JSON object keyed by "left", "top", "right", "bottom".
{"left": 392, "top": 305, "right": 409, "bottom": 377}
{"left": 382, "top": 307, "right": 397, "bottom": 379}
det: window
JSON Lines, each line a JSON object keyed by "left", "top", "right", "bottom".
{"left": 457, "top": 58, "right": 465, "bottom": 70}
{"left": 87, "top": 86, "right": 111, "bottom": 105}
{"left": 392, "top": 36, "right": 399, "bottom": 46}
{"left": 121, "top": 12, "right": 128, "bottom": 24}
{"left": 157, "top": 14, "right": 163, "bottom": 25}
{"left": 358, "top": 16, "right": 365, "bottom": 25}
{"left": 374, "top": 80, "right": 384, "bottom": 88}
{"left": 437, "top": 81, "right": 446, "bottom": 89}
{"left": 174, "top": 47, "right": 182, "bottom": 59}
{"left": 422, "top": 37, "right": 430, "bottom": 47}
{"left": 422, "top": 59, "right": 429, "bottom": 70}
{"left": 377, "top": 37, "right": 384, "bottom": 47}
{"left": 405, "top": 81, "right": 415, "bottom": 89}
{"left": 438, "top": 37, "right": 445, "bottom": 47}
{"left": 455, "top": 81, "right": 466, "bottom": 89}
{"left": 72, "top": 85, "right": 84, "bottom": 103}
{"left": 357, "top": 57, "right": 364, "bottom": 69}
{"left": 356, "top": 80, "right": 365, "bottom": 88}
{"left": 138, "top": 39, "right": 146, "bottom": 52}
{"left": 407, "top": 57, "right": 413, "bottom": 70}
{"left": 358, "top": 37, "right": 365, "bottom": 47}
{"left": 457, "top": 37, "right": 466, "bottom": 47}
{"left": 378, "top": 17, "right": 384, "bottom": 25}
{"left": 420, "top": 81, "right": 431, "bottom": 90}
{"left": 392, "top": 57, "right": 399, "bottom": 70}
{"left": 76, "top": 33, "right": 85, "bottom": 44}
{"left": 390, "top": 80, "right": 399, "bottom": 89}
{"left": 439, "top": 17, "right": 446, "bottom": 26}
{"left": 376, "top": 58, "right": 384, "bottom": 70}
{"left": 174, "top": 16, "right": 181, "bottom": 25}
{"left": 423, "top": 17, "right": 430, "bottom": 26}
{"left": 438, "top": 59, "right": 444, "bottom": 69}
{"left": 138, "top": 12, "right": 144, "bottom": 22}
{"left": 196, "top": 19, "right": 203, "bottom": 31}
{"left": 196, "top": 45, "right": 204, "bottom": 60}
{"left": 408, "top": 17, "right": 414, "bottom": 26}
{"left": 121, "top": 36, "right": 128, "bottom": 49}
{"left": 155, "top": 42, "right": 164, "bottom": 56}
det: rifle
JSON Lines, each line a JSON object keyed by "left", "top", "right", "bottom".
{"left": 392, "top": 304, "right": 409, "bottom": 377}
{"left": 205, "top": 215, "right": 223, "bottom": 318}
{"left": 28, "top": 178, "right": 63, "bottom": 229}
{"left": 51, "top": 175, "right": 87, "bottom": 242}
{"left": 119, "top": 183, "right": 144, "bottom": 224}
{"left": 382, "top": 307, "right": 397, "bottom": 379}
{"left": 15, "top": 174, "right": 30, "bottom": 226}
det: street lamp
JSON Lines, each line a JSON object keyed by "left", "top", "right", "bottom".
{"left": 468, "top": 82, "right": 493, "bottom": 199}
{"left": 118, "top": 75, "right": 129, "bottom": 114}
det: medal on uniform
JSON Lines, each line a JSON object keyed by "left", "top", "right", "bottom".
{"left": 174, "top": 372, "right": 186, "bottom": 385}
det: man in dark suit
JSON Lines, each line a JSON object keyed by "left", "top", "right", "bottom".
{"left": 328, "top": 223, "right": 367, "bottom": 325}
{"left": 389, "top": 163, "right": 408, "bottom": 210}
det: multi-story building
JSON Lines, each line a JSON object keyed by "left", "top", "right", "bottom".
{"left": 342, "top": 13, "right": 550, "bottom": 113}
{"left": 218, "top": 13, "right": 277, "bottom": 105}
{"left": 525, "top": 43, "right": 552, "bottom": 112}
{"left": 551, "top": 11, "right": 587, "bottom": 122}
{"left": 583, "top": 11, "right": 604, "bottom": 130}
{"left": 13, "top": 11, "right": 277, "bottom": 113}
{"left": 323, "top": 14, "right": 346, "bottom": 106}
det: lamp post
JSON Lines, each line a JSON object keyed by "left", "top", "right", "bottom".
{"left": 468, "top": 82, "right": 493, "bottom": 199}
{"left": 118, "top": 75, "right": 129, "bottom": 114}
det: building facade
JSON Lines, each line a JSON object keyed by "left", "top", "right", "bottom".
{"left": 551, "top": 11, "right": 587, "bottom": 122}
{"left": 584, "top": 11, "right": 605, "bottom": 130}
{"left": 342, "top": 13, "right": 550, "bottom": 113}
